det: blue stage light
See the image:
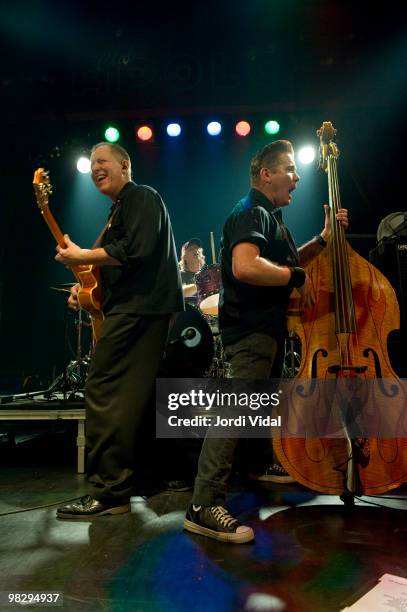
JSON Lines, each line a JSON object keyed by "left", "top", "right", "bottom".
{"left": 166, "top": 123, "right": 181, "bottom": 137}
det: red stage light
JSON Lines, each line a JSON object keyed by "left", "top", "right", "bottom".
{"left": 137, "top": 126, "right": 153, "bottom": 141}
{"left": 235, "top": 121, "right": 251, "bottom": 137}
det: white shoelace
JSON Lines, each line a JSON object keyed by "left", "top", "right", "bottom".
{"left": 210, "top": 506, "right": 238, "bottom": 528}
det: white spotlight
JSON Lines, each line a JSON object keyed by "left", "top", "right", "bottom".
{"left": 207, "top": 121, "right": 222, "bottom": 136}
{"left": 166, "top": 123, "right": 181, "bottom": 137}
{"left": 77, "top": 157, "right": 91, "bottom": 174}
{"left": 298, "top": 146, "right": 316, "bottom": 165}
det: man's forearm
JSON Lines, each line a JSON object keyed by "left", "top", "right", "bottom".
{"left": 233, "top": 256, "right": 291, "bottom": 286}
{"left": 80, "top": 247, "right": 121, "bottom": 266}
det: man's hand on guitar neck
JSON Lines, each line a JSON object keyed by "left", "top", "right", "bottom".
{"left": 55, "top": 234, "right": 120, "bottom": 266}
{"left": 55, "top": 234, "right": 87, "bottom": 266}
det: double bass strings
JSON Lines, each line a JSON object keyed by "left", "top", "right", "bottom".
{"left": 327, "top": 154, "right": 360, "bottom": 371}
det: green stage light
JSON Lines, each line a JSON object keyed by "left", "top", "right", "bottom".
{"left": 264, "top": 120, "right": 280, "bottom": 135}
{"left": 104, "top": 126, "right": 120, "bottom": 143}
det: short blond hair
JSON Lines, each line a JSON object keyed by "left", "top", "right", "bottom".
{"left": 91, "top": 142, "right": 132, "bottom": 179}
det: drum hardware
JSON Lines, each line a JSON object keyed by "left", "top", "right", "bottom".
{"left": 282, "top": 331, "right": 301, "bottom": 379}
{"left": 63, "top": 305, "right": 92, "bottom": 389}
{"left": 202, "top": 313, "right": 219, "bottom": 336}
{"left": 207, "top": 335, "right": 230, "bottom": 378}
{"left": 66, "top": 355, "right": 91, "bottom": 385}
{"left": 49, "top": 286, "right": 72, "bottom": 293}
{"left": 3, "top": 288, "right": 92, "bottom": 403}
{"left": 49, "top": 282, "right": 76, "bottom": 289}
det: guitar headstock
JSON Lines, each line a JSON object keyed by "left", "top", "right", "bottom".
{"left": 317, "top": 121, "right": 339, "bottom": 172}
{"left": 33, "top": 168, "right": 52, "bottom": 210}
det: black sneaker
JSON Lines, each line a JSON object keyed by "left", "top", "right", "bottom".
{"left": 249, "top": 463, "right": 295, "bottom": 483}
{"left": 184, "top": 504, "right": 254, "bottom": 543}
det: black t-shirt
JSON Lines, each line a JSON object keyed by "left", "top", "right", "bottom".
{"left": 180, "top": 270, "right": 196, "bottom": 285}
{"left": 101, "top": 181, "right": 184, "bottom": 315}
{"left": 219, "top": 188, "right": 299, "bottom": 345}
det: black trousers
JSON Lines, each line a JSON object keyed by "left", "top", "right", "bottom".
{"left": 85, "top": 312, "right": 170, "bottom": 504}
{"left": 192, "top": 332, "right": 283, "bottom": 506}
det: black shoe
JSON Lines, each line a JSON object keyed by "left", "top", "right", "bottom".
{"left": 184, "top": 504, "right": 254, "bottom": 543}
{"left": 165, "top": 479, "right": 194, "bottom": 492}
{"left": 56, "top": 495, "right": 130, "bottom": 520}
{"left": 249, "top": 463, "right": 295, "bottom": 483}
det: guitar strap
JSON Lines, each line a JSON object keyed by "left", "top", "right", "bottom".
{"left": 92, "top": 203, "right": 120, "bottom": 249}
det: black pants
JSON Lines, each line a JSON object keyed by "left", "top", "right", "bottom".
{"left": 192, "top": 332, "right": 283, "bottom": 506}
{"left": 85, "top": 312, "right": 170, "bottom": 504}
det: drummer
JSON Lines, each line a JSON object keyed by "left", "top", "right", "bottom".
{"left": 178, "top": 238, "right": 206, "bottom": 299}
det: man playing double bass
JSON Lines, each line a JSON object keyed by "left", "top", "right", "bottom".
{"left": 184, "top": 139, "right": 348, "bottom": 543}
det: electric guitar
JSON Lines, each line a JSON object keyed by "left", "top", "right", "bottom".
{"left": 33, "top": 168, "right": 104, "bottom": 341}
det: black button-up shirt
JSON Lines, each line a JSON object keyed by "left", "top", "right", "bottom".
{"left": 101, "top": 181, "right": 184, "bottom": 315}
{"left": 219, "top": 188, "right": 299, "bottom": 345}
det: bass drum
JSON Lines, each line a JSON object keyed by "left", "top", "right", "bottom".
{"left": 161, "top": 303, "right": 214, "bottom": 377}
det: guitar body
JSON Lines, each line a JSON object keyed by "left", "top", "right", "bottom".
{"left": 73, "top": 264, "right": 104, "bottom": 340}
{"left": 33, "top": 168, "right": 104, "bottom": 341}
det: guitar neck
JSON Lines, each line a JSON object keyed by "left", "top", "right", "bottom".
{"left": 41, "top": 207, "right": 67, "bottom": 247}
{"left": 41, "top": 207, "right": 81, "bottom": 281}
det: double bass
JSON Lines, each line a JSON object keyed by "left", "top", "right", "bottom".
{"left": 274, "top": 122, "right": 407, "bottom": 498}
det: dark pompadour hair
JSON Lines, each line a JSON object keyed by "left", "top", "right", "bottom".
{"left": 250, "top": 140, "right": 293, "bottom": 183}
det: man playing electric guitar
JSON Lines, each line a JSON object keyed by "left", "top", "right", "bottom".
{"left": 54, "top": 142, "right": 183, "bottom": 519}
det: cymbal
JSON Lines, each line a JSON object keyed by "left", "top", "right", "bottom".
{"left": 51, "top": 282, "right": 76, "bottom": 287}
{"left": 50, "top": 286, "right": 71, "bottom": 293}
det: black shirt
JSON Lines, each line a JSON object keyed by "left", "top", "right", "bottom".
{"left": 101, "top": 181, "right": 184, "bottom": 315}
{"left": 219, "top": 188, "right": 299, "bottom": 345}
{"left": 180, "top": 270, "right": 196, "bottom": 285}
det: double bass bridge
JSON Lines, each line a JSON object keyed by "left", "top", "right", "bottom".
{"left": 327, "top": 365, "right": 367, "bottom": 375}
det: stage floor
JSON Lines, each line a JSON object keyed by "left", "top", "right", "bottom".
{"left": 0, "top": 432, "right": 406, "bottom": 612}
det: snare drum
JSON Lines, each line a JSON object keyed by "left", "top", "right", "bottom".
{"left": 195, "top": 264, "right": 221, "bottom": 316}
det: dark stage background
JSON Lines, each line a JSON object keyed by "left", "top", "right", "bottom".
{"left": 1, "top": 1, "right": 406, "bottom": 388}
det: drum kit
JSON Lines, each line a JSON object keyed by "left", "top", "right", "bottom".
{"left": 49, "top": 260, "right": 299, "bottom": 385}
{"left": 48, "top": 264, "right": 228, "bottom": 388}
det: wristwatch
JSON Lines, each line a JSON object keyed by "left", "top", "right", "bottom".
{"left": 289, "top": 267, "right": 306, "bottom": 289}
{"left": 314, "top": 234, "right": 328, "bottom": 248}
